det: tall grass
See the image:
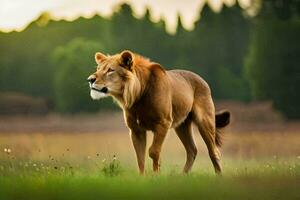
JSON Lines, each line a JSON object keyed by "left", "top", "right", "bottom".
{"left": 0, "top": 159, "right": 299, "bottom": 200}
{"left": 0, "top": 132, "right": 299, "bottom": 199}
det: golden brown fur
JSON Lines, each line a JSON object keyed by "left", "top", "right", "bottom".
{"left": 88, "top": 50, "right": 230, "bottom": 174}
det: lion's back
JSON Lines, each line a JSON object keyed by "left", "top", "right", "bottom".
{"left": 167, "top": 69, "right": 211, "bottom": 96}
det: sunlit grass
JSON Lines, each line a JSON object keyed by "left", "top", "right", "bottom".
{"left": 0, "top": 132, "right": 299, "bottom": 199}
{"left": 0, "top": 150, "right": 299, "bottom": 200}
{"left": 0, "top": 158, "right": 299, "bottom": 200}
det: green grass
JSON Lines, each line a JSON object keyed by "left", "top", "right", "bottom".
{"left": 0, "top": 157, "right": 299, "bottom": 200}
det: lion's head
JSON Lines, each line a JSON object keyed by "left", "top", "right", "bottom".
{"left": 87, "top": 50, "right": 141, "bottom": 108}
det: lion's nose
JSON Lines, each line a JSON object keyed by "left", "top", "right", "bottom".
{"left": 88, "top": 77, "right": 96, "bottom": 84}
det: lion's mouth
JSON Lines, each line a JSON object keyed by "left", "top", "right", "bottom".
{"left": 91, "top": 87, "right": 108, "bottom": 94}
{"left": 90, "top": 86, "right": 108, "bottom": 100}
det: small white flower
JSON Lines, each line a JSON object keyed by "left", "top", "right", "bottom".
{"left": 33, "top": 163, "right": 37, "bottom": 167}
{"left": 7, "top": 149, "right": 11, "bottom": 153}
{"left": 4, "top": 148, "right": 7, "bottom": 152}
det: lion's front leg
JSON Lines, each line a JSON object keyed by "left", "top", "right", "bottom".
{"left": 130, "top": 128, "right": 146, "bottom": 175}
{"left": 149, "top": 123, "right": 169, "bottom": 172}
{"left": 125, "top": 111, "right": 147, "bottom": 174}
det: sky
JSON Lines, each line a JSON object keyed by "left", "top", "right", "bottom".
{"left": 0, "top": 0, "right": 251, "bottom": 33}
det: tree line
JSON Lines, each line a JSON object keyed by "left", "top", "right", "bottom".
{"left": 0, "top": 1, "right": 299, "bottom": 118}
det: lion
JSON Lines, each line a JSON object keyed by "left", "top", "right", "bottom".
{"left": 87, "top": 50, "right": 230, "bottom": 174}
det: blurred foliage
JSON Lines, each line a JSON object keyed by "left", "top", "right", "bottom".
{"left": 178, "top": 4, "right": 251, "bottom": 101}
{"left": 0, "top": 2, "right": 299, "bottom": 118}
{"left": 52, "top": 38, "right": 117, "bottom": 113}
{"left": 245, "top": 0, "right": 300, "bottom": 119}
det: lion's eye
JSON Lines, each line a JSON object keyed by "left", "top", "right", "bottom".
{"left": 107, "top": 68, "right": 115, "bottom": 73}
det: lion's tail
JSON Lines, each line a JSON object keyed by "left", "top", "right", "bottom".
{"left": 215, "top": 110, "right": 231, "bottom": 147}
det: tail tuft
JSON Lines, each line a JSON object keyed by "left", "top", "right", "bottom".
{"left": 216, "top": 110, "right": 230, "bottom": 128}
{"left": 215, "top": 110, "right": 231, "bottom": 147}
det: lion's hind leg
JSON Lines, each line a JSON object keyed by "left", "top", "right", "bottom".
{"left": 192, "top": 104, "right": 222, "bottom": 174}
{"left": 175, "top": 115, "right": 197, "bottom": 173}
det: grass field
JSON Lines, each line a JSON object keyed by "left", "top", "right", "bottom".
{"left": 0, "top": 131, "right": 299, "bottom": 200}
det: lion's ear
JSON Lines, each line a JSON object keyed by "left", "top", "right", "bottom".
{"left": 95, "top": 52, "right": 106, "bottom": 64}
{"left": 120, "top": 50, "right": 133, "bottom": 70}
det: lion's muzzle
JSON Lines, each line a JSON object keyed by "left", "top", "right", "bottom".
{"left": 87, "top": 76, "right": 109, "bottom": 100}
{"left": 89, "top": 86, "right": 108, "bottom": 100}
{"left": 91, "top": 86, "right": 108, "bottom": 94}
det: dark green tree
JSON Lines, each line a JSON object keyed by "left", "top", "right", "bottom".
{"left": 245, "top": 0, "right": 300, "bottom": 118}
{"left": 188, "top": 4, "right": 251, "bottom": 100}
